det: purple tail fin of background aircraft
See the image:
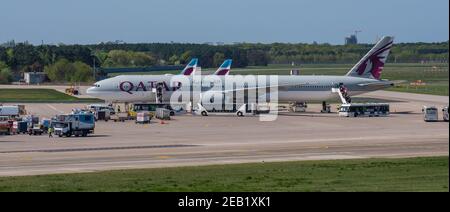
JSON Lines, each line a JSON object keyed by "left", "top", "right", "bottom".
{"left": 180, "top": 58, "right": 198, "bottom": 75}
{"left": 214, "top": 59, "right": 232, "bottom": 75}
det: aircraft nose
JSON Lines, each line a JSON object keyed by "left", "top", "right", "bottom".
{"left": 86, "top": 86, "right": 96, "bottom": 94}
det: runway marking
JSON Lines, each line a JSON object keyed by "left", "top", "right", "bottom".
{"left": 46, "top": 104, "right": 65, "bottom": 114}
{"left": 0, "top": 144, "right": 199, "bottom": 154}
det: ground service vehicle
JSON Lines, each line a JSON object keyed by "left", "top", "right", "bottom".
{"left": 53, "top": 112, "right": 95, "bottom": 137}
{"left": 135, "top": 112, "right": 151, "bottom": 124}
{"left": 28, "top": 124, "right": 44, "bottom": 135}
{"left": 196, "top": 103, "right": 267, "bottom": 117}
{"left": 88, "top": 104, "right": 115, "bottom": 115}
{"left": 110, "top": 112, "right": 129, "bottom": 122}
{"left": 130, "top": 103, "right": 177, "bottom": 118}
{"left": 339, "top": 103, "right": 390, "bottom": 117}
{"left": 442, "top": 106, "right": 449, "bottom": 122}
{"left": 95, "top": 110, "right": 110, "bottom": 121}
{"left": 422, "top": 106, "right": 439, "bottom": 122}
{"left": 0, "top": 106, "right": 19, "bottom": 118}
{"left": 12, "top": 121, "right": 28, "bottom": 134}
{"left": 0, "top": 116, "right": 13, "bottom": 135}
{"left": 155, "top": 108, "right": 171, "bottom": 120}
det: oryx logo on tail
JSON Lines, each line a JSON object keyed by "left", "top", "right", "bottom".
{"left": 346, "top": 36, "right": 394, "bottom": 80}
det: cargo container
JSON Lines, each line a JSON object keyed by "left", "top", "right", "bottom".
{"left": 136, "top": 112, "right": 151, "bottom": 124}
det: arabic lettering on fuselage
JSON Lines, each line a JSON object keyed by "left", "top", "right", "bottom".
{"left": 119, "top": 81, "right": 182, "bottom": 94}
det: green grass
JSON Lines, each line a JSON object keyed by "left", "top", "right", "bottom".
{"left": 109, "top": 63, "right": 449, "bottom": 96}
{"left": 0, "top": 156, "right": 447, "bottom": 192}
{"left": 0, "top": 89, "right": 101, "bottom": 103}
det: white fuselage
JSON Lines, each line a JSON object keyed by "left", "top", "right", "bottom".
{"left": 86, "top": 75, "right": 393, "bottom": 103}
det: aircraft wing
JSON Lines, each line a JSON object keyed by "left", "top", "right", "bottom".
{"left": 357, "top": 80, "right": 394, "bottom": 87}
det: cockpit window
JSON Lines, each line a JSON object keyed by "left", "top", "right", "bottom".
{"left": 93, "top": 84, "right": 100, "bottom": 87}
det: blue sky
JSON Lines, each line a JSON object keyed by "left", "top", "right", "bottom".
{"left": 0, "top": 0, "right": 448, "bottom": 44}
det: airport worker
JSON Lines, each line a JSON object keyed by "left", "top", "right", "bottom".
{"left": 48, "top": 126, "right": 53, "bottom": 138}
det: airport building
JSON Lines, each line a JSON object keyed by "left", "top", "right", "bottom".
{"left": 23, "top": 72, "right": 47, "bottom": 84}
{"left": 345, "top": 35, "right": 358, "bottom": 45}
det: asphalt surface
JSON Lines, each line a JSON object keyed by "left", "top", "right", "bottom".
{"left": 0, "top": 90, "right": 448, "bottom": 176}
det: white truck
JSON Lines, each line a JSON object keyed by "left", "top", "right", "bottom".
{"left": 422, "top": 106, "right": 439, "bottom": 122}
{"left": 0, "top": 106, "right": 19, "bottom": 118}
{"left": 53, "top": 112, "right": 95, "bottom": 137}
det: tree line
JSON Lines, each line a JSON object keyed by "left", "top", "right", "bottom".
{"left": 0, "top": 40, "right": 448, "bottom": 83}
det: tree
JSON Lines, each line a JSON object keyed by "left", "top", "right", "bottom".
{"left": 247, "top": 50, "right": 268, "bottom": 66}
{"left": 71, "top": 61, "right": 93, "bottom": 82}
{"left": 103, "top": 50, "right": 131, "bottom": 67}
{"left": 213, "top": 52, "right": 225, "bottom": 67}
{"left": 0, "top": 61, "right": 8, "bottom": 70}
{"left": 44, "top": 59, "right": 75, "bottom": 82}
{"left": 180, "top": 51, "right": 192, "bottom": 64}
{"left": 168, "top": 54, "right": 180, "bottom": 65}
{"left": 132, "top": 52, "right": 156, "bottom": 67}
{"left": 0, "top": 68, "right": 13, "bottom": 84}
{"left": 102, "top": 50, "right": 156, "bottom": 67}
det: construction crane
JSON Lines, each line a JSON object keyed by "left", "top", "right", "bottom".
{"left": 345, "top": 30, "right": 361, "bottom": 45}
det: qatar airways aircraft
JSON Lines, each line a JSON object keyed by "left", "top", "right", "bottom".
{"left": 87, "top": 36, "right": 395, "bottom": 104}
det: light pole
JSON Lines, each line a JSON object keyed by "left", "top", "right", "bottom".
{"left": 91, "top": 53, "right": 96, "bottom": 81}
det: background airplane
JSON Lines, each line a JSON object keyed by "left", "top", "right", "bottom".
{"left": 213, "top": 59, "right": 232, "bottom": 75}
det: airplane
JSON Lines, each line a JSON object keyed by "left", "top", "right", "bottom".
{"left": 87, "top": 36, "right": 395, "bottom": 105}
{"left": 213, "top": 59, "right": 232, "bottom": 75}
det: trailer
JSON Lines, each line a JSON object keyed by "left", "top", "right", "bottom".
{"left": 289, "top": 102, "right": 307, "bottom": 112}
{"left": 129, "top": 103, "right": 178, "bottom": 119}
{"left": 155, "top": 108, "right": 171, "bottom": 120}
{"left": 135, "top": 112, "right": 151, "bottom": 124}
{"left": 110, "top": 112, "right": 129, "bottom": 122}
{"left": 53, "top": 112, "right": 95, "bottom": 137}
{"left": 95, "top": 110, "right": 111, "bottom": 122}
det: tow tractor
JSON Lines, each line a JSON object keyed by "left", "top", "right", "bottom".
{"left": 28, "top": 124, "right": 44, "bottom": 135}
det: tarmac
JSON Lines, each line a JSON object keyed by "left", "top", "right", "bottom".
{"left": 0, "top": 90, "right": 448, "bottom": 176}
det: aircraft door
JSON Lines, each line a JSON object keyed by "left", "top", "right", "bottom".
{"left": 155, "top": 82, "right": 164, "bottom": 103}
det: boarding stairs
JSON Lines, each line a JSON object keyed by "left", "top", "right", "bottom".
{"left": 331, "top": 85, "right": 352, "bottom": 104}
